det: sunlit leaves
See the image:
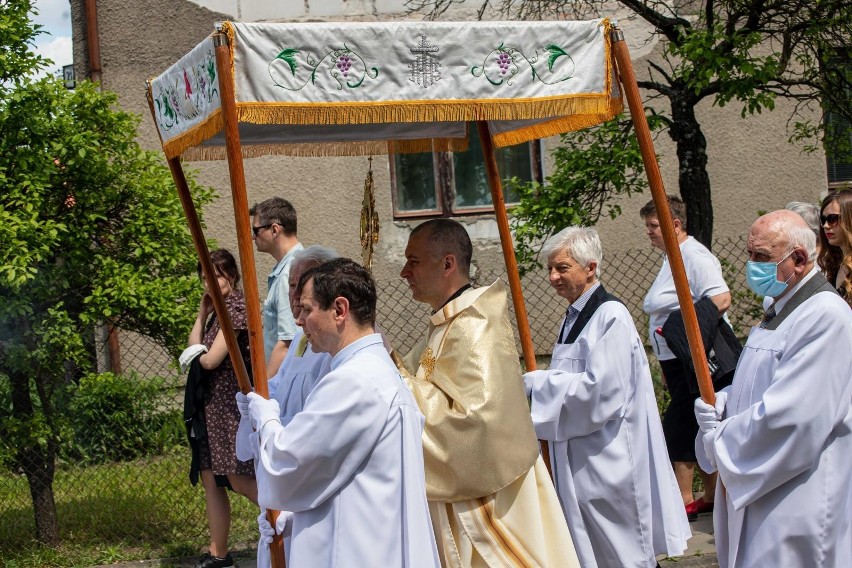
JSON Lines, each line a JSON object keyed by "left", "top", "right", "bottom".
{"left": 0, "top": 73, "right": 214, "bottom": 379}
{"left": 509, "top": 115, "right": 665, "bottom": 275}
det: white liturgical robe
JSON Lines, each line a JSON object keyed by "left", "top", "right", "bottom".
{"left": 254, "top": 334, "right": 441, "bottom": 568}
{"left": 697, "top": 281, "right": 852, "bottom": 568}
{"left": 237, "top": 329, "right": 332, "bottom": 566}
{"left": 526, "top": 295, "right": 690, "bottom": 568}
{"left": 269, "top": 330, "right": 330, "bottom": 427}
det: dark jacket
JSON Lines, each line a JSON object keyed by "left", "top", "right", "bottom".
{"left": 183, "top": 357, "right": 207, "bottom": 486}
{"left": 661, "top": 296, "right": 742, "bottom": 395}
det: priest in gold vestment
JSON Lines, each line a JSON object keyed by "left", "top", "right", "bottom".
{"left": 399, "top": 219, "right": 579, "bottom": 568}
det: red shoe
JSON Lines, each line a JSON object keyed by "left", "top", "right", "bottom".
{"left": 685, "top": 497, "right": 714, "bottom": 521}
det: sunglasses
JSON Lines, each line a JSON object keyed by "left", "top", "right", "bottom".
{"left": 252, "top": 223, "right": 274, "bottom": 236}
{"left": 820, "top": 214, "right": 840, "bottom": 226}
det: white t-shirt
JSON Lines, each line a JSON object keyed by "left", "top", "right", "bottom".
{"left": 643, "top": 236, "right": 729, "bottom": 360}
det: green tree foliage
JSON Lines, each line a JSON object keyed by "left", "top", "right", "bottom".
{"left": 410, "top": 0, "right": 852, "bottom": 247}
{"left": 509, "top": 115, "right": 664, "bottom": 274}
{"left": 65, "top": 372, "right": 184, "bottom": 464}
{"left": 0, "top": 0, "right": 213, "bottom": 545}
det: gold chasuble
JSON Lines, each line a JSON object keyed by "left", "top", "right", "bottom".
{"left": 403, "top": 282, "right": 579, "bottom": 568}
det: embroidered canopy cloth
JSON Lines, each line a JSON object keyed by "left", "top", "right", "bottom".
{"left": 149, "top": 19, "right": 622, "bottom": 160}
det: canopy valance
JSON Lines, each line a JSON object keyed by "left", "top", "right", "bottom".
{"left": 149, "top": 19, "right": 622, "bottom": 159}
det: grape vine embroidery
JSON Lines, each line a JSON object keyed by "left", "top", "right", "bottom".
{"left": 268, "top": 45, "right": 379, "bottom": 91}
{"left": 472, "top": 43, "right": 575, "bottom": 86}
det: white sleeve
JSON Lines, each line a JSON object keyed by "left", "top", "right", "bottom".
{"left": 255, "top": 366, "right": 389, "bottom": 513}
{"left": 527, "top": 308, "right": 633, "bottom": 441}
{"left": 684, "top": 245, "right": 729, "bottom": 298}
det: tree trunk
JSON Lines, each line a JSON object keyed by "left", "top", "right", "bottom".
{"left": 9, "top": 367, "right": 60, "bottom": 545}
{"left": 23, "top": 443, "right": 59, "bottom": 545}
{"left": 669, "top": 94, "right": 714, "bottom": 248}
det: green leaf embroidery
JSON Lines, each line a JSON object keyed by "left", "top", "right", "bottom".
{"left": 545, "top": 44, "right": 568, "bottom": 71}
{"left": 275, "top": 48, "right": 299, "bottom": 76}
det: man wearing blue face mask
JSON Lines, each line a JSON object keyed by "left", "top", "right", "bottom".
{"left": 694, "top": 210, "right": 852, "bottom": 568}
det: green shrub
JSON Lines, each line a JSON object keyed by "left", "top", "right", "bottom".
{"left": 63, "top": 372, "right": 183, "bottom": 465}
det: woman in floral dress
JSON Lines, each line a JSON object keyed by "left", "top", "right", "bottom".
{"left": 188, "top": 249, "right": 257, "bottom": 568}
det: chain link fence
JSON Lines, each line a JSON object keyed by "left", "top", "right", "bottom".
{"left": 0, "top": 237, "right": 762, "bottom": 553}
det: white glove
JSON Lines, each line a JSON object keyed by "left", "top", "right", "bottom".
{"left": 235, "top": 391, "right": 255, "bottom": 462}
{"left": 257, "top": 509, "right": 291, "bottom": 545}
{"left": 235, "top": 391, "right": 250, "bottom": 419}
{"left": 523, "top": 370, "right": 550, "bottom": 398}
{"left": 247, "top": 391, "right": 281, "bottom": 433}
{"left": 694, "top": 390, "right": 728, "bottom": 435}
{"left": 179, "top": 344, "right": 208, "bottom": 374}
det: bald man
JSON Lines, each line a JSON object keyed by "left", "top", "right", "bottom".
{"left": 694, "top": 210, "right": 852, "bottom": 568}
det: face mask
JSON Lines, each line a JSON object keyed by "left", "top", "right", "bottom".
{"left": 746, "top": 251, "right": 794, "bottom": 297}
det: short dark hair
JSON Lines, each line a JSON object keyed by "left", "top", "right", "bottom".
{"left": 410, "top": 219, "right": 473, "bottom": 277}
{"left": 197, "top": 248, "right": 240, "bottom": 287}
{"left": 639, "top": 195, "right": 688, "bottom": 231}
{"left": 249, "top": 197, "right": 297, "bottom": 236}
{"left": 298, "top": 258, "right": 377, "bottom": 326}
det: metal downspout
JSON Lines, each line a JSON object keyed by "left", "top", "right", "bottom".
{"left": 84, "top": 0, "right": 102, "bottom": 85}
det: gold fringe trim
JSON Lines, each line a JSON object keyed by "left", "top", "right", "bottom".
{"left": 234, "top": 93, "right": 617, "bottom": 127}
{"left": 492, "top": 98, "right": 623, "bottom": 147}
{"left": 163, "top": 96, "right": 622, "bottom": 159}
{"left": 180, "top": 137, "right": 470, "bottom": 161}
{"left": 162, "top": 111, "right": 224, "bottom": 159}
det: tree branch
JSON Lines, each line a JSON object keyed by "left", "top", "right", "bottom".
{"left": 617, "top": 0, "right": 692, "bottom": 43}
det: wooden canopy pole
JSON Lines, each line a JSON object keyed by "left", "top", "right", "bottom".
{"left": 213, "top": 32, "right": 270, "bottom": 396}
{"left": 213, "top": 31, "right": 286, "bottom": 568}
{"left": 145, "top": 87, "right": 252, "bottom": 395}
{"left": 476, "top": 121, "right": 553, "bottom": 477}
{"left": 168, "top": 156, "right": 253, "bottom": 394}
{"left": 610, "top": 29, "right": 715, "bottom": 405}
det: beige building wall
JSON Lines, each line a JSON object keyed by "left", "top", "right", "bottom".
{"left": 69, "top": 0, "right": 829, "bottom": 371}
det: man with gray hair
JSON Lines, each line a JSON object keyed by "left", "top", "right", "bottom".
{"left": 694, "top": 210, "right": 852, "bottom": 568}
{"left": 785, "top": 201, "right": 822, "bottom": 256}
{"left": 524, "top": 226, "right": 690, "bottom": 568}
{"left": 785, "top": 201, "right": 821, "bottom": 237}
{"left": 270, "top": 244, "right": 339, "bottom": 423}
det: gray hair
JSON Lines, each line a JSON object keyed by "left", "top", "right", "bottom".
{"left": 541, "top": 226, "right": 602, "bottom": 276}
{"left": 785, "top": 201, "right": 821, "bottom": 239}
{"left": 784, "top": 223, "right": 818, "bottom": 262}
{"left": 765, "top": 212, "right": 817, "bottom": 262}
{"left": 292, "top": 245, "right": 339, "bottom": 274}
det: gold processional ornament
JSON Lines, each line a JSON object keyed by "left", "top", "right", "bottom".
{"left": 358, "top": 157, "right": 410, "bottom": 377}
{"left": 360, "top": 156, "right": 380, "bottom": 271}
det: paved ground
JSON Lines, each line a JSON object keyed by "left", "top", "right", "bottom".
{"left": 100, "top": 510, "right": 717, "bottom": 567}
{"left": 659, "top": 513, "right": 718, "bottom": 567}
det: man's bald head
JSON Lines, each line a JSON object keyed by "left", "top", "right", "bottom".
{"left": 748, "top": 210, "right": 816, "bottom": 300}
{"left": 750, "top": 210, "right": 817, "bottom": 263}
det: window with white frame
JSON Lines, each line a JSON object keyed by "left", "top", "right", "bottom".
{"left": 390, "top": 123, "right": 539, "bottom": 218}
